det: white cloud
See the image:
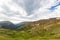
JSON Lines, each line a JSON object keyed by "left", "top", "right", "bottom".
{"left": 0, "top": 0, "right": 60, "bottom": 24}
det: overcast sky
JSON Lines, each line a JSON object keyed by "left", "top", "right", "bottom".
{"left": 0, "top": 0, "right": 60, "bottom": 24}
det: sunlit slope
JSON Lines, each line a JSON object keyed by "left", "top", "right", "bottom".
{"left": 0, "top": 18, "right": 60, "bottom": 40}
{"left": 18, "top": 18, "right": 60, "bottom": 39}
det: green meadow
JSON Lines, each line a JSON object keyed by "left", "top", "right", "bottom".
{"left": 0, "top": 18, "right": 60, "bottom": 40}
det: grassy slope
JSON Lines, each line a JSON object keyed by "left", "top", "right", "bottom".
{"left": 0, "top": 18, "right": 60, "bottom": 40}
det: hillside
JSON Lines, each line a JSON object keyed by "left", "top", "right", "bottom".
{"left": 0, "top": 18, "right": 60, "bottom": 40}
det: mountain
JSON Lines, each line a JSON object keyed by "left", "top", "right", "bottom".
{"left": 18, "top": 18, "right": 60, "bottom": 31}
{"left": 0, "top": 18, "right": 60, "bottom": 40}
{"left": 0, "top": 21, "right": 17, "bottom": 29}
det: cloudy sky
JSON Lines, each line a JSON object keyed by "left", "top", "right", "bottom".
{"left": 0, "top": 0, "right": 60, "bottom": 24}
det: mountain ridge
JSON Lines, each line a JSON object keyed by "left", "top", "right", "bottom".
{"left": 0, "top": 17, "right": 60, "bottom": 40}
